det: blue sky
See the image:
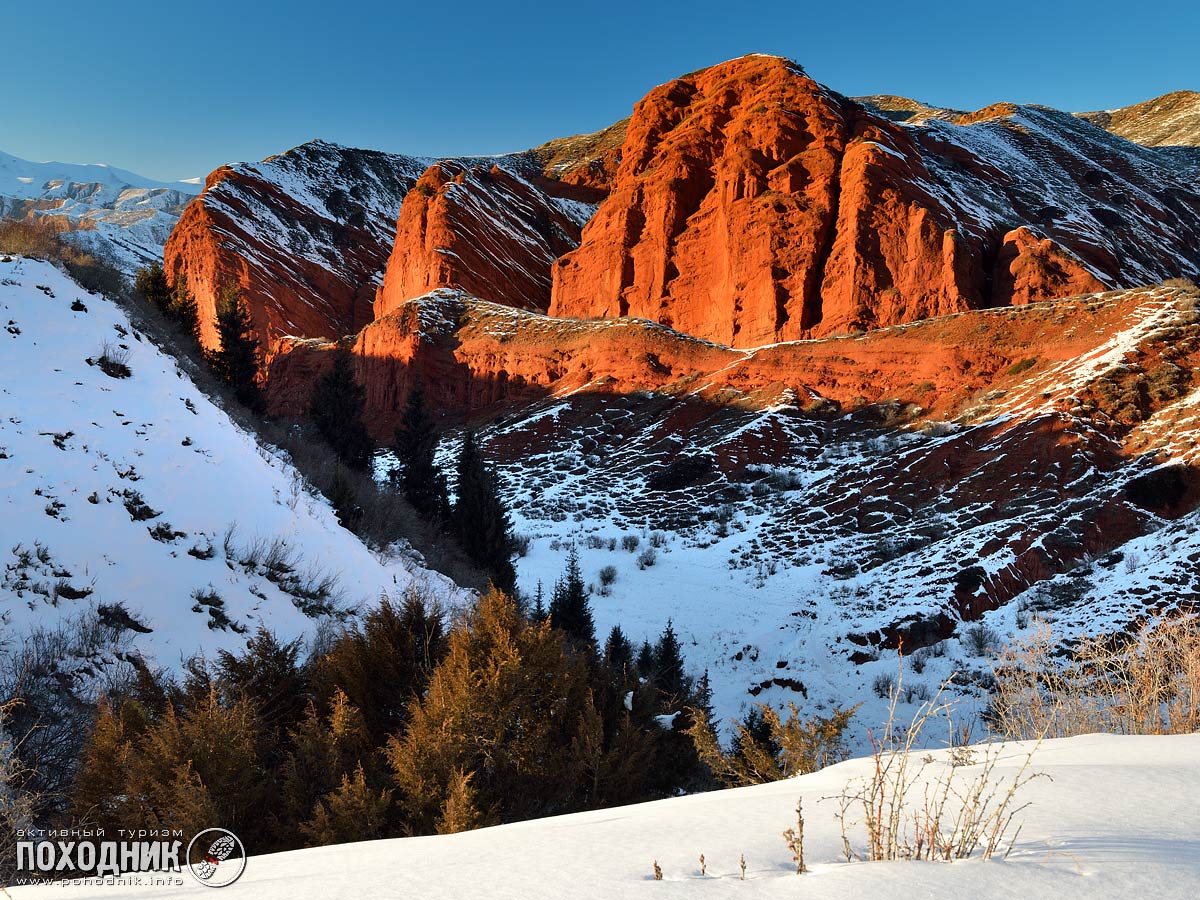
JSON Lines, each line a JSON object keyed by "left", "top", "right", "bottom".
{"left": 1, "top": 0, "right": 1194, "bottom": 181}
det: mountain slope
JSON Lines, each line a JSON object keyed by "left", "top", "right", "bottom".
{"left": 1078, "top": 90, "right": 1200, "bottom": 147}
{"left": 13, "top": 733, "right": 1200, "bottom": 898}
{"left": 0, "top": 150, "right": 200, "bottom": 273}
{"left": 0, "top": 257, "right": 458, "bottom": 666}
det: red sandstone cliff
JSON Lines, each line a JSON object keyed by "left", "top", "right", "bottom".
{"left": 549, "top": 56, "right": 1200, "bottom": 347}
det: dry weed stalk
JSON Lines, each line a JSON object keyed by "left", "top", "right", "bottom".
{"left": 990, "top": 614, "right": 1200, "bottom": 740}
{"left": 832, "top": 648, "right": 1040, "bottom": 862}
{"left": 698, "top": 853, "right": 705, "bottom": 876}
{"left": 652, "top": 860, "right": 662, "bottom": 881}
{"left": 781, "top": 798, "right": 807, "bottom": 873}
{"left": 739, "top": 852, "right": 746, "bottom": 880}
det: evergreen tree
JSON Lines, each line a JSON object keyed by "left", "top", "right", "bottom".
{"left": 653, "top": 619, "right": 689, "bottom": 706}
{"left": 311, "top": 348, "right": 373, "bottom": 470}
{"left": 549, "top": 547, "right": 595, "bottom": 646}
{"left": 386, "top": 588, "right": 596, "bottom": 832}
{"left": 301, "top": 763, "right": 392, "bottom": 846}
{"left": 531, "top": 580, "right": 546, "bottom": 623}
{"left": 134, "top": 263, "right": 171, "bottom": 312}
{"left": 215, "top": 628, "right": 308, "bottom": 764}
{"left": 636, "top": 641, "right": 655, "bottom": 679}
{"left": 451, "top": 431, "right": 515, "bottom": 593}
{"left": 209, "top": 284, "right": 262, "bottom": 410}
{"left": 604, "top": 626, "right": 633, "bottom": 677}
{"left": 310, "top": 589, "right": 446, "bottom": 746}
{"left": 167, "top": 273, "right": 200, "bottom": 343}
{"left": 392, "top": 375, "right": 446, "bottom": 518}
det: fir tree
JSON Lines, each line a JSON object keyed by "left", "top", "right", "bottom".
{"left": 134, "top": 263, "right": 171, "bottom": 312}
{"left": 209, "top": 284, "right": 262, "bottom": 410}
{"left": 393, "top": 375, "right": 446, "bottom": 518}
{"left": 167, "top": 273, "right": 200, "bottom": 343}
{"left": 653, "top": 619, "right": 689, "bottom": 706}
{"left": 604, "top": 626, "right": 633, "bottom": 675}
{"left": 311, "top": 348, "right": 373, "bottom": 470}
{"left": 549, "top": 546, "right": 595, "bottom": 647}
{"left": 636, "top": 641, "right": 655, "bottom": 679}
{"left": 386, "top": 588, "right": 595, "bottom": 832}
{"left": 451, "top": 431, "right": 515, "bottom": 593}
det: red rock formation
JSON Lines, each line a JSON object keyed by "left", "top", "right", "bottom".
{"left": 550, "top": 55, "right": 1200, "bottom": 347}
{"left": 163, "top": 141, "right": 426, "bottom": 355}
{"left": 993, "top": 227, "right": 1105, "bottom": 306}
{"left": 374, "top": 161, "right": 584, "bottom": 317}
{"left": 267, "top": 281, "right": 1200, "bottom": 440}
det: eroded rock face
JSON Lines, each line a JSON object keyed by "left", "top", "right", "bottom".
{"left": 373, "top": 161, "right": 585, "bottom": 317}
{"left": 550, "top": 55, "right": 1200, "bottom": 347}
{"left": 163, "top": 140, "right": 427, "bottom": 354}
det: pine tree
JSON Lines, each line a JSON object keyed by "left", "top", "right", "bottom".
{"left": 311, "top": 348, "right": 373, "bottom": 470}
{"left": 209, "top": 284, "right": 263, "bottom": 411}
{"left": 301, "top": 763, "right": 392, "bottom": 846}
{"left": 393, "top": 375, "right": 446, "bottom": 518}
{"left": 386, "top": 588, "right": 593, "bottom": 832}
{"left": 653, "top": 619, "right": 689, "bottom": 706}
{"left": 134, "top": 263, "right": 171, "bottom": 312}
{"left": 451, "top": 431, "right": 516, "bottom": 593}
{"left": 435, "top": 768, "right": 491, "bottom": 834}
{"left": 549, "top": 546, "right": 595, "bottom": 646}
{"left": 167, "top": 273, "right": 201, "bottom": 343}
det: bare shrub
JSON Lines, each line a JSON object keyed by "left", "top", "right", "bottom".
{"left": 872, "top": 671, "right": 895, "bottom": 699}
{"left": 598, "top": 565, "right": 617, "bottom": 588}
{"left": 96, "top": 340, "right": 131, "bottom": 379}
{"left": 963, "top": 623, "right": 1000, "bottom": 657}
{"left": 621, "top": 534, "right": 641, "bottom": 553}
{"left": 636, "top": 548, "right": 658, "bottom": 569}
{"left": 989, "top": 615, "right": 1200, "bottom": 740}
{"left": 833, "top": 661, "right": 1040, "bottom": 863}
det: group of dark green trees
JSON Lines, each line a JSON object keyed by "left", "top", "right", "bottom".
{"left": 68, "top": 576, "right": 746, "bottom": 851}
{"left": 308, "top": 353, "right": 515, "bottom": 590}
{"left": 134, "top": 264, "right": 263, "bottom": 410}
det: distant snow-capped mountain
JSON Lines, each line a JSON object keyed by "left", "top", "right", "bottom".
{"left": 0, "top": 150, "right": 201, "bottom": 273}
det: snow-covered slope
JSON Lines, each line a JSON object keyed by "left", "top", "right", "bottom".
{"left": 0, "top": 150, "right": 200, "bottom": 273}
{"left": 0, "top": 257, "right": 458, "bottom": 666}
{"left": 14, "top": 732, "right": 1200, "bottom": 898}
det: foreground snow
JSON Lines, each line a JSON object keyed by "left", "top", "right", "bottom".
{"left": 0, "top": 258, "right": 460, "bottom": 666}
{"left": 14, "top": 733, "right": 1200, "bottom": 898}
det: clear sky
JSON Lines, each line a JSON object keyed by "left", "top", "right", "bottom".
{"left": 1, "top": 0, "right": 1195, "bottom": 182}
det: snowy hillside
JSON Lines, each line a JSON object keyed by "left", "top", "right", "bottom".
{"left": 13, "top": 732, "right": 1200, "bottom": 898}
{"left": 0, "top": 257, "right": 458, "bottom": 667}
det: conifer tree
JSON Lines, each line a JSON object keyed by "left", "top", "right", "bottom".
{"left": 134, "top": 263, "right": 171, "bottom": 312}
{"left": 167, "top": 273, "right": 201, "bottom": 343}
{"left": 209, "top": 284, "right": 262, "bottom": 410}
{"left": 301, "top": 763, "right": 392, "bottom": 846}
{"left": 604, "top": 626, "right": 634, "bottom": 680}
{"left": 311, "top": 348, "right": 373, "bottom": 470}
{"left": 310, "top": 590, "right": 446, "bottom": 746}
{"left": 451, "top": 431, "right": 515, "bottom": 593}
{"left": 653, "top": 619, "right": 689, "bottom": 706}
{"left": 435, "top": 768, "right": 491, "bottom": 834}
{"left": 386, "top": 588, "right": 594, "bottom": 832}
{"left": 636, "top": 641, "right": 655, "bottom": 679}
{"left": 549, "top": 546, "right": 595, "bottom": 647}
{"left": 393, "top": 375, "right": 446, "bottom": 518}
